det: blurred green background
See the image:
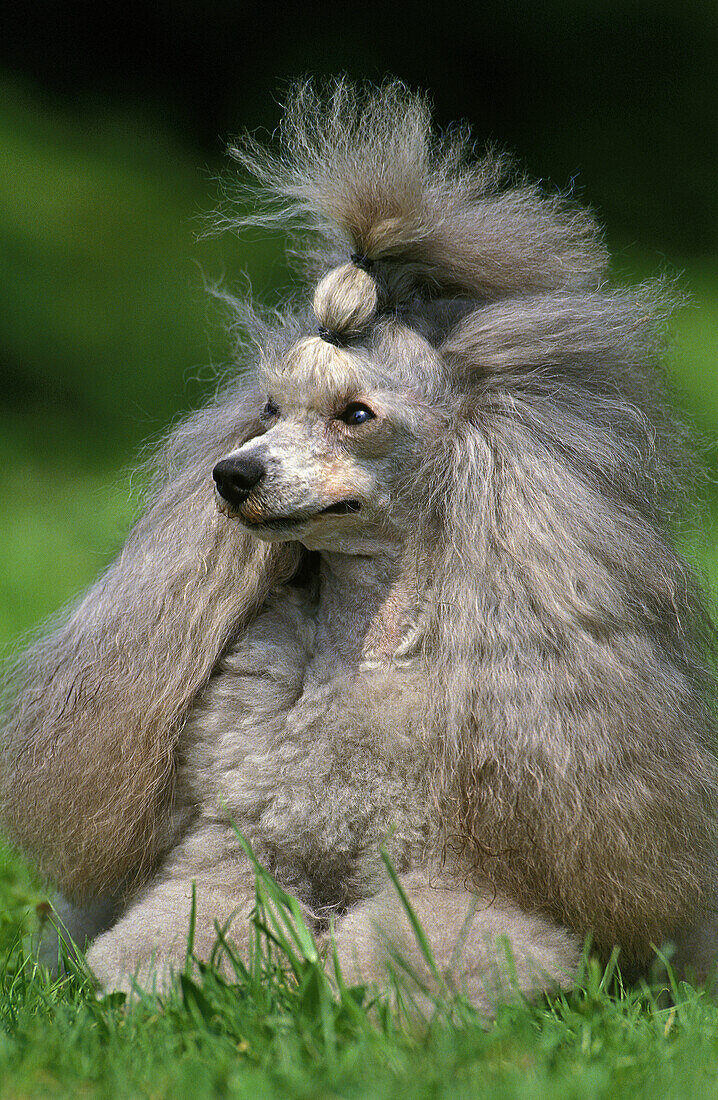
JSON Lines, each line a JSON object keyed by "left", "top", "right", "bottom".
{"left": 1, "top": 0, "right": 717, "bottom": 649}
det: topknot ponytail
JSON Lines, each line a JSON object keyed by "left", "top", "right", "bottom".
{"left": 313, "top": 261, "right": 378, "bottom": 342}
{"left": 229, "top": 79, "right": 608, "bottom": 301}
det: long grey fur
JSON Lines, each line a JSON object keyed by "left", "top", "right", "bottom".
{"left": 1, "top": 390, "right": 302, "bottom": 896}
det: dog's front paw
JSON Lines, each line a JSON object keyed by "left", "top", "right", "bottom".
{"left": 330, "top": 898, "right": 401, "bottom": 988}
{"left": 86, "top": 927, "right": 184, "bottom": 997}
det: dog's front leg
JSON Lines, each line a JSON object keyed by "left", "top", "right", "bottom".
{"left": 330, "top": 871, "right": 580, "bottom": 1014}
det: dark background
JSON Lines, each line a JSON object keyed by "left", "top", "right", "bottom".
{"left": 0, "top": 0, "right": 716, "bottom": 638}
{"left": 3, "top": 1, "right": 716, "bottom": 438}
{"left": 4, "top": 0, "right": 716, "bottom": 251}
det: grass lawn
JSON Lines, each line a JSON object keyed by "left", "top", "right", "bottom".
{"left": 2, "top": 847, "right": 718, "bottom": 1100}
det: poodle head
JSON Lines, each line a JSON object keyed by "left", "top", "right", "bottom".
{"left": 213, "top": 313, "right": 454, "bottom": 554}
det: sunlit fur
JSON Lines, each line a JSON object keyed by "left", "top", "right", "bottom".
{"left": 2, "top": 81, "right": 717, "bottom": 1004}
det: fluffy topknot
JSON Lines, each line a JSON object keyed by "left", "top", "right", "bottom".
{"left": 312, "top": 260, "right": 377, "bottom": 341}
{"left": 229, "top": 79, "right": 608, "bottom": 305}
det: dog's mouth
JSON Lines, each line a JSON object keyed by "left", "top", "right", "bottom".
{"left": 319, "top": 500, "right": 362, "bottom": 517}
{"left": 221, "top": 498, "right": 363, "bottom": 528}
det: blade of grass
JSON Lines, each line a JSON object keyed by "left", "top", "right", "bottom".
{"left": 230, "top": 826, "right": 319, "bottom": 963}
{"left": 185, "top": 880, "right": 197, "bottom": 976}
{"left": 379, "top": 848, "right": 443, "bottom": 989}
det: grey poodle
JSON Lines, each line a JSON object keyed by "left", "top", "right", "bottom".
{"left": 2, "top": 81, "right": 717, "bottom": 1009}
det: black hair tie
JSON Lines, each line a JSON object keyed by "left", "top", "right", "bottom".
{"left": 350, "top": 252, "right": 373, "bottom": 273}
{"left": 317, "top": 325, "right": 345, "bottom": 347}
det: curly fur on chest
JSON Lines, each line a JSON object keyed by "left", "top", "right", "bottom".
{"left": 176, "top": 586, "right": 433, "bottom": 912}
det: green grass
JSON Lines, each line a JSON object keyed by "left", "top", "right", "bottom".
{"left": 2, "top": 849, "right": 718, "bottom": 1100}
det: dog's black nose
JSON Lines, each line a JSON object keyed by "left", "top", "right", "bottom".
{"left": 213, "top": 455, "right": 265, "bottom": 508}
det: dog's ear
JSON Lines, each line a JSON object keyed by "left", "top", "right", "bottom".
{"left": 1, "top": 380, "right": 300, "bottom": 902}
{"left": 414, "top": 287, "right": 717, "bottom": 959}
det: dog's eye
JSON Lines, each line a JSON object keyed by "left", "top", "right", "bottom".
{"left": 339, "top": 402, "right": 375, "bottom": 426}
{"left": 261, "top": 399, "right": 279, "bottom": 420}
